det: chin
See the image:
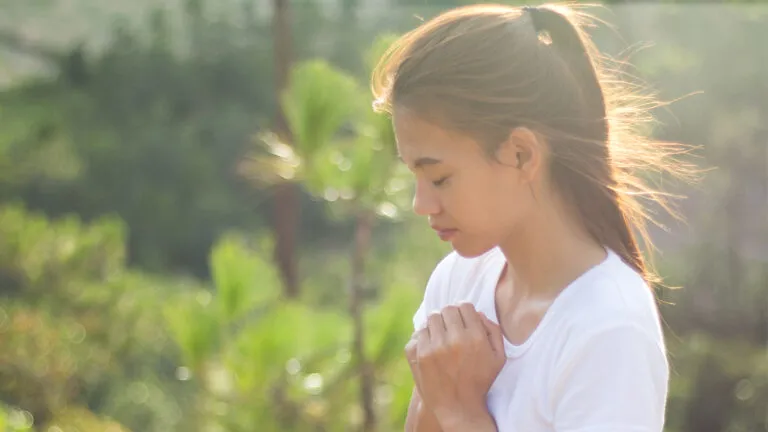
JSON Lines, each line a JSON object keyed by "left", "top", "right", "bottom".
{"left": 450, "top": 239, "right": 496, "bottom": 259}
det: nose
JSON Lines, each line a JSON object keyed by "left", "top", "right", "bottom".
{"left": 412, "top": 179, "right": 441, "bottom": 217}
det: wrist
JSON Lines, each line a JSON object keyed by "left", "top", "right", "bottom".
{"left": 415, "top": 400, "right": 442, "bottom": 431}
{"left": 435, "top": 404, "right": 496, "bottom": 432}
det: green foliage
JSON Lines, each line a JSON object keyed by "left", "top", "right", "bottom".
{"left": 663, "top": 333, "right": 768, "bottom": 432}
{"left": 0, "top": 204, "right": 197, "bottom": 431}
{"left": 252, "top": 53, "right": 409, "bottom": 224}
{"left": 211, "top": 236, "right": 281, "bottom": 321}
{"left": 43, "top": 406, "right": 130, "bottom": 432}
{"left": 0, "top": 90, "right": 83, "bottom": 187}
{"left": 0, "top": 5, "right": 281, "bottom": 277}
{"left": 0, "top": 2, "right": 766, "bottom": 432}
{"left": 0, "top": 403, "right": 33, "bottom": 432}
{"left": 0, "top": 203, "right": 125, "bottom": 291}
{"left": 283, "top": 60, "right": 365, "bottom": 169}
{"left": 161, "top": 232, "right": 427, "bottom": 431}
{"left": 165, "top": 294, "right": 220, "bottom": 373}
{"left": 364, "top": 282, "right": 421, "bottom": 368}
{"left": 165, "top": 234, "right": 284, "bottom": 373}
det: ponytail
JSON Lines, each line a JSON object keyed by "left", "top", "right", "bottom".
{"left": 524, "top": 5, "right": 648, "bottom": 281}
{"left": 525, "top": 6, "right": 608, "bottom": 141}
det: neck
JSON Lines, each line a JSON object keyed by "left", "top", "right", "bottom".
{"left": 497, "top": 198, "right": 607, "bottom": 299}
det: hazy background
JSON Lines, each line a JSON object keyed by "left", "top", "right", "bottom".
{"left": 0, "top": 0, "right": 766, "bottom": 431}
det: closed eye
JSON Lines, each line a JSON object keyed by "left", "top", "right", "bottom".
{"left": 432, "top": 176, "right": 450, "bottom": 187}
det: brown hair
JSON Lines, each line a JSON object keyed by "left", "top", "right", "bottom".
{"left": 372, "top": 3, "right": 695, "bottom": 285}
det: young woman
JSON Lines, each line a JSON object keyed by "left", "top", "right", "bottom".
{"left": 371, "top": 3, "right": 688, "bottom": 432}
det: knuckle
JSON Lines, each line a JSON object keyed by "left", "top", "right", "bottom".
{"left": 404, "top": 339, "right": 417, "bottom": 354}
{"left": 441, "top": 304, "right": 459, "bottom": 314}
{"left": 434, "top": 344, "right": 451, "bottom": 357}
{"left": 417, "top": 348, "right": 434, "bottom": 362}
{"left": 446, "top": 335, "right": 465, "bottom": 351}
{"left": 427, "top": 312, "right": 442, "bottom": 325}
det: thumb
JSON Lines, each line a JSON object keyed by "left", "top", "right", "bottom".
{"left": 479, "top": 313, "right": 504, "bottom": 356}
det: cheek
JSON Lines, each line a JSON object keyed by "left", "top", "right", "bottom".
{"left": 482, "top": 177, "right": 531, "bottom": 227}
{"left": 449, "top": 175, "right": 516, "bottom": 225}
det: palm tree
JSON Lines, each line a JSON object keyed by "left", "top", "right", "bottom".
{"left": 271, "top": 0, "right": 299, "bottom": 297}
{"left": 245, "top": 33, "right": 404, "bottom": 429}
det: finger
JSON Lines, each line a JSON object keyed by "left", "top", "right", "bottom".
{"left": 417, "top": 323, "right": 432, "bottom": 351}
{"left": 440, "top": 305, "right": 465, "bottom": 334}
{"left": 480, "top": 313, "right": 505, "bottom": 355}
{"left": 426, "top": 312, "right": 445, "bottom": 344}
{"left": 458, "top": 302, "right": 484, "bottom": 335}
{"left": 404, "top": 332, "right": 419, "bottom": 363}
{"left": 405, "top": 332, "right": 423, "bottom": 384}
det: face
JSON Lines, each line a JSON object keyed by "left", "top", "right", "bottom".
{"left": 393, "top": 108, "right": 539, "bottom": 257}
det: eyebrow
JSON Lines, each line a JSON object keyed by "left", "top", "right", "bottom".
{"left": 397, "top": 155, "right": 443, "bottom": 169}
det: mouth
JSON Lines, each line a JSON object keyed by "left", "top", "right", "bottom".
{"left": 432, "top": 227, "right": 458, "bottom": 241}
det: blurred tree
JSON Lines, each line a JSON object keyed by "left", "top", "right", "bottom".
{"left": 0, "top": 1, "right": 766, "bottom": 431}
{"left": 0, "top": 3, "right": 278, "bottom": 278}
{"left": 243, "top": 32, "right": 414, "bottom": 430}
{"left": 0, "top": 204, "right": 199, "bottom": 431}
{"left": 164, "top": 232, "right": 425, "bottom": 432}
{"left": 271, "top": 0, "right": 301, "bottom": 297}
{"left": 0, "top": 0, "right": 368, "bottom": 281}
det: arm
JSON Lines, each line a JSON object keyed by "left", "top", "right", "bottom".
{"left": 405, "top": 387, "right": 498, "bottom": 432}
{"left": 552, "top": 324, "right": 669, "bottom": 431}
{"left": 405, "top": 388, "right": 442, "bottom": 432}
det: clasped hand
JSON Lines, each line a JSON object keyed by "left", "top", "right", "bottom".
{"left": 405, "top": 303, "right": 506, "bottom": 429}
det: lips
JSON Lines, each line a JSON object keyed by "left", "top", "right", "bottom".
{"left": 431, "top": 226, "right": 458, "bottom": 241}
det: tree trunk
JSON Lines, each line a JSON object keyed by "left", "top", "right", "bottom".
{"left": 272, "top": 182, "right": 299, "bottom": 297}
{"left": 271, "top": 0, "right": 299, "bottom": 297}
{"left": 350, "top": 210, "right": 376, "bottom": 431}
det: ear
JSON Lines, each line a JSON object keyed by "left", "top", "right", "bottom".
{"left": 495, "top": 127, "right": 545, "bottom": 183}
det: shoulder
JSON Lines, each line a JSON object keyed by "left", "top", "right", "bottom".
{"left": 545, "top": 253, "right": 669, "bottom": 427}
{"left": 561, "top": 250, "right": 663, "bottom": 335}
{"left": 551, "top": 250, "right": 668, "bottom": 369}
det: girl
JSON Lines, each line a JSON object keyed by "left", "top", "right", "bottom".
{"left": 371, "top": 3, "right": 687, "bottom": 432}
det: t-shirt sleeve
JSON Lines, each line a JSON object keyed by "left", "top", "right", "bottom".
{"left": 412, "top": 252, "right": 456, "bottom": 331}
{"left": 551, "top": 323, "right": 669, "bottom": 432}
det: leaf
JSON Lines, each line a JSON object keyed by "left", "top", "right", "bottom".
{"left": 225, "top": 301, "right": 351, "bottom": 394}
{"left": 281, "top": 60, "right": 365, "bottom": 167}
{"left": 210, "top": 234, "right": 281, "bottom": 322}
{"left": 164, "top": 295, "right": 220, "bottom": 372}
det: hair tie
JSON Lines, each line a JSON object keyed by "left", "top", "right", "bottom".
{"left": 522, "top": 6, "right": 541, "bottom": 32}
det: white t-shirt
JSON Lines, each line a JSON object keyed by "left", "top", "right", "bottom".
{"left": 413, "top": 247, "right": 669, "bottom": 432}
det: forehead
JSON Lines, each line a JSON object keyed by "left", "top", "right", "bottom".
{"left": 392, "top": 108, "right": 483, "bottom": 164}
